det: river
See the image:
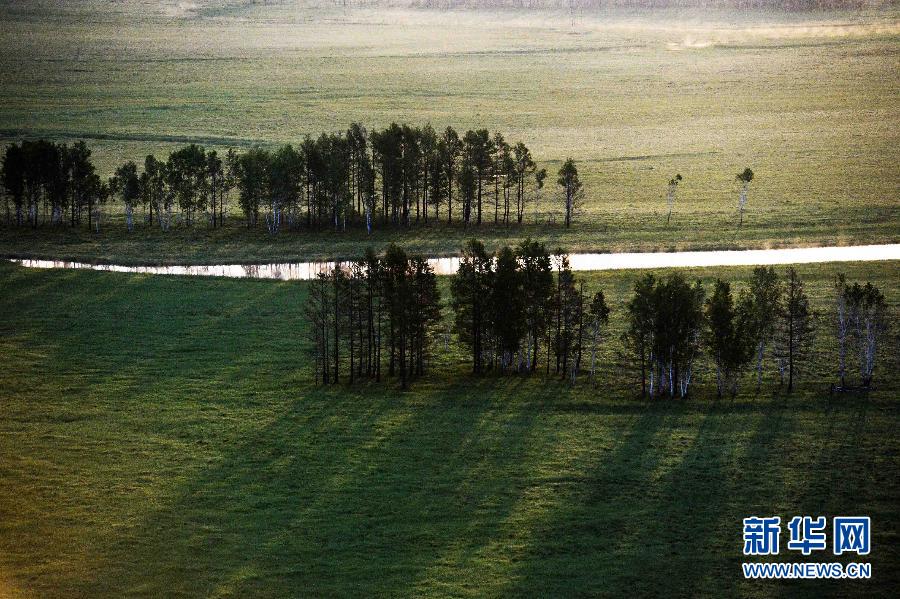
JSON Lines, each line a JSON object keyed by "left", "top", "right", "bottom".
{"left": 9, "top": 244, "right": 899, "bottom": 280}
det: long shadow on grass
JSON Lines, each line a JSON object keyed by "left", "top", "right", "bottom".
{"left": 503, "top": 398, "right": 802, "bottom": 597}
{"left": 494, "top": 402, "right": 680, "bottom": 596}
{"left": 82, "top": 377, "right": 549, "bottom": 597}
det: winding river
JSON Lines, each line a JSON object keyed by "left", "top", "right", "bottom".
{"left": 9, "top": 244, "right": 899, "bottom": 280}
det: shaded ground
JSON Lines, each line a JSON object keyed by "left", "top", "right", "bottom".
{"left": 0, "top": 260, "right": 897, "bottom": 597}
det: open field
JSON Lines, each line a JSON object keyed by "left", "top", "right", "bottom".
{"left": 1, "top": 1, "right": 898, "bottom": 262}
{"left": 1, "top": 259, "right": 897, "bottom": 597}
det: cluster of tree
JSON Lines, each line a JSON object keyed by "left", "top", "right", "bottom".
{"left": 0, "top": 139, "right": 230, "bottom": 233}
{"left": 0, "top": 140, "right": 107, "bottom": 231}
{"left": 624, "top": 266, "right": 819, "bottom": 398}
{"left": 834, "top": 274, "right": 888, "bottom": 389}
{"left": 306, "top": 246, "right": 890, "bottom": 395}
{"left": 623, "top": 266, "right": 878, "bottom": 399}
{"left": 451, "top": 239, "right": 611, "bottom": 383}
{"left": 2, "top": 127, "right": 584, "bottom": 233}
{"left": 305, "top": 245, "right": 441, "bottom": 390}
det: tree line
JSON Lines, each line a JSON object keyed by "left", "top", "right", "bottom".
{"left": 307, "top": 240, "right": 889, "bottom": 396}
{"left": 2, "top": 135, "right": 768, "bottom": 234}
{"left": 1, "top": 127, "right": 592, "bottom": 233}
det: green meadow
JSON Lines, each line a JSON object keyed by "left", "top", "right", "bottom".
{"left": 1, "top": 259, "right": 897, "bottom": 597}
{"left": 1, "top": 1, "right": 898, "bottom": 262}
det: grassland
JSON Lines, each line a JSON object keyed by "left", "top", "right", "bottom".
{"left": 0, "top": 1, "right": 898, "bottom": 263}
{"left": 1, "top": 259, "right": 897, "bottom": 597}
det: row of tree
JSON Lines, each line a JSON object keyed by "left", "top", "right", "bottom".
{"left": 1, "top": 129, "right": 589, "bottom": 233}
{"left": 451, "top": 239, "right": 610, "bottom": 381}
{"left": 306, "top": 241, "right": 889, "bottom": 396}
{"left": 0, "top": 140, "right": 106, "bottom": 231}
{"left": 305, "top": 245, "right": 441, "bottom": 389}
{"left": 2, "top": 136, "right": 765, "bottom": 233}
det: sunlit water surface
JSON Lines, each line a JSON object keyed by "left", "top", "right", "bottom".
{"left": 10, "top": 244, "right": 899, "bottom": 280}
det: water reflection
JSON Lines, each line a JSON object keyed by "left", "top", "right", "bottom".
{"left": 9, "top": 244, "right": 898, "bottom": 281}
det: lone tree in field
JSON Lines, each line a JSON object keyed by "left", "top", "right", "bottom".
{"left": 736, "top": 167, "right": 754, "bottom": 226}
{"left": 748, "top": 266, "right": 782, "bottom": 392}
{"left": 557, "top": 158, "right": 583, "bottom": 228}
{"left": 666, "top": 173, "right": 682, "bottom": 224}
{"left": 775, "top": 267, "right": 816, "bottom": 393}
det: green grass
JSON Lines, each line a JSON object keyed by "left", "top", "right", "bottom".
{"left": 0, "top": 2, "right": 898, "bottom": 262}
{"left": 1, "top": 260, "right": 897, "bottom": 597}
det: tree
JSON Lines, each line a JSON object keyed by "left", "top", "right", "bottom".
{"left": 1, "top": 143, "right": 26, "bottom": 225}
{"left": 624, "top": 273, "right": 656, "bottom": 397}
{"left": 451, "top": 239, "right": 493, "bottom": 373}
{"left": 557, "top": 158, "right": 583, "bottom": 228}
{"left": 167, "top": 144, "right": 207, "bottom": 227}
{"left": 587, "top": 290, "right": 611, "bottom": 384}
{"left": 69, "top": 141, "right": 95, "bottom": 229}
{"left": 490, "top": 246, "right": 525, "bottom": 371}
{"left": 625, "top": 273, "right": 704, "bottom": 398}
{"left": 491, "top": 132, "right": 510, "bottom": 225}
{"left": 409, "top": 256, "right": 441, "bottom": 378}
{"left": 206, "top": 150, "right": 227, "bottom": 228}
{"left": 775, "top": 267, "right": 815, "bottom": 392}
{"left": 306, "top": 272, "right": 333, "bottom": 384}
{"left": 517, "top": 238, "right": 554, "bottom": 372}
{"left": 651, "top": 273, "right": 705, "bottom": 398}
{"left": 705, "top": 280, "right": 754, "bottom": 398}
{"left": 550, "top": 253, "right": 580, "bottom": 378}
{"left": 439, "top": 126, "right": 460, "bottom": 224}
{"left": 268, "top": 144, "right": 303, "bottom": 234}
{"left": 840, "top": 279, "right": 888, "bottom": 388}
{"left": 736, "top": 167, "right": 754, "bottom": 226}
{"left": 111, "top": 161, "right": 140, "bottom": 232}
{"left": 533, "top": 167, "right": 547, "bottom": 224}
{"left": 231, "top": 147, "right": 269, "bottom": 227}
{"left": 461, "top": 129, "right": 493, "bottom": 226}
{"left": 143, "top": 154, "right": 170, "bottom": 231}
{"left": 748, "top": 266, "right": 781, "bottom": 392}
{"left": 666, "top": 173, "right": 682, "bottom": 224}
{"left": 513, "top": 142, "right": 535, "bottom": 224}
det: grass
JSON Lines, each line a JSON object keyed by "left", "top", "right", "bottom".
{"left": 0, "top": 2, "right": 898, "bottom": 262}
{"left": 1, "top": 259, "right": 897, "bottom": 597}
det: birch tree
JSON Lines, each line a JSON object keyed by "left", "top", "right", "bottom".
{"left": 112, "top": 161, "right": 140, "bottom": 232}
{"left": 736, "top": 167, "right": 754, "bottom": 227}
{"left": 843, "top": 281, "right": 888, "bottom": 388}
{"left": 666, "top": 173, "right": 682, "bottom": 225}
{"left": 748, "top": 266, "right": 781, "bottom": 392}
